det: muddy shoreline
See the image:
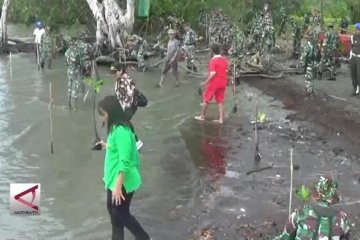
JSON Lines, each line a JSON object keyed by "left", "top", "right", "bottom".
{"left": 171, "top": 61, "right": 360, "bottom": 239}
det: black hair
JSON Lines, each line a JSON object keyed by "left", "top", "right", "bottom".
{"left": 98, "top": 95, "right": 131, "bottom": 134}
{"left": 113, "top": 62, "right": 127, "bottom": 76}
{"left": 211, "top": 43, "right": 221, "bottom": 55}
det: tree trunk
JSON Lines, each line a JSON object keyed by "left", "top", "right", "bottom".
{"left": 0, "top": 0, "right": 11, "bottom": 51}
{"left": 86, "top": 0, "right": 135, "bottom": 50}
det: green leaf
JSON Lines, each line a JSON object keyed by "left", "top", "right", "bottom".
{"left": 257, "top": 112, "right": 266, "bottom": 123}
{"left": 295, "top": 185, "right": 311, "bottom": 201}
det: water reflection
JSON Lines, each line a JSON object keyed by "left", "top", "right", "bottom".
{"left": 179, "top": 121, "right": 228, "bottom": 187}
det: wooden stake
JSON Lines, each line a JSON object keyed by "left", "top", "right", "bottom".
{"left": 289, "top": 148, "right": 294, "bottom": 217}
{"left": 49, "top": 82, "right": 54, "bottom": 154}
{"left": 9, "top": 52, "right": 12, "bottom": 80}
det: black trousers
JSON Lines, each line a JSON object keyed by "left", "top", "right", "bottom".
{"left": 350, "top": 56, "right": 360, "bottom": 88}
{"left": 107, "top": 189, "right": 150, "bottom": 240}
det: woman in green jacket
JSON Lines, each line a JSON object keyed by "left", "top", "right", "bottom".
{"left": 97, "top": 95, "right": 150, "bottom": 240}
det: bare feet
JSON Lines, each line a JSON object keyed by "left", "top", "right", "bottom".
{"left": 194, "top": 116, "right": 205, "bottom": 121}
{"left": 212, "top": 119, "right": 223, "bottom": 124}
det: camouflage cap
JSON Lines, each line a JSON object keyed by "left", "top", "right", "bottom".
{"left": 314, "top": 175, "right": 338, "bottom": 204}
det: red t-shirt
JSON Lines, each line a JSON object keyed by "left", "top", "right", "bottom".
{"left": 208, "top": 55, "right": 228, "bottom": 88}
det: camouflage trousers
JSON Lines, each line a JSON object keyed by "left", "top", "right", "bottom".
{"left": 305, "top": 62, "right": 319, "bottom": 95}
{"left": 319, "top": 53, "right": 336, "bottom": 79}
{"left": 40, "top": 49, "right": 52, "bottom": 68}
{"left": 293, "top": 37, "right": 301, "bottom": 57}
{"left": 67, "top": 69, "right": 82, "bottom": 109}
{"left": 262, "top": 29, "right": 275, "bottom": 53}
{"left": 279, "top": 20, "right": 287, "bottom": 36}
{"left": 183, "top": 45, "right": 195, "bottom": 69}
{"left": 137, "top": 52, "right": 145, "bottom": 69}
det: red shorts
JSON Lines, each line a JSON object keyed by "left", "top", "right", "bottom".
{"left": 203, "top": 85, "right": 226, "bottom": 103}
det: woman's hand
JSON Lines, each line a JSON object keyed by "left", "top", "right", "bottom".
{"left": 112, "top": 172, "right": 125, "bottom": 206}
{"left": 96, "top": 139, "right": 107, "bottom": 150}
{"left": 112, "top": 185, "right": 125, "bottom": 206}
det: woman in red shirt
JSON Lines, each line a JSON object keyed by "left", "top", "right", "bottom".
{"left": 195, "top": 43, "right": 228, "bottom": 124}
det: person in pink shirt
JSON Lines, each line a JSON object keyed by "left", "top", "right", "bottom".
{"left": 195, "top": 44, "right": 228, "bottom": 124}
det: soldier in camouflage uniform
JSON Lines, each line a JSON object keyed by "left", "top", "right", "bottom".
{"left": 209, "top": 9, "right": 231, "bottom": 46}
{"left": 77, "top": 39, "right": 94, "bottom": 94}
{"left": 40, "top": 26, "right": 53, "bottom": 69}
{"left": 278, "top": 7, "right": 289, "bottom": 37}
{"left": 303, "top": 12, "right": 311, "bottom": 34}
{"left": 273, "top": 175, "right": 350, "bottom": 240}
{"left": 312, "top": 9, "right": 323, "bottom": 27}
{"left": 250, "top": 11, "right": 263, "bottom": 51}
{"left": 339, "top": 17, "right": 349, "bottom": 34}
{"left": 261, "top": 3, "right": 275, "bottom": 53}
{"left": 135, "top": 36, "right": 148, "bottom": 71}
{"left": 229, "top": 26, "right": 245, "bottom": 85}
{"left": 182, "top": 23, "right": 198, "bottom": 71}
{"left": 291, "top": 19, "right": 302, "bottom": 58}
{"left": 319, "top": 21, "right": 338, "bottom": 80}
{"left": 299, "top": 30, "right": 321, "bottom": 96}
{"left": 65, "top": 38, "right": 82, "bottom": 110}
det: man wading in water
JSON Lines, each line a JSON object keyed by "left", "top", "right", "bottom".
{"left": 33, "top": 21, "right": 45, "bottom": 61}
{"left": 157, "top": 29, "right": 181, "bottom": 88}
{"left": 195, "top": 43, "right": 229, "bottom": 124}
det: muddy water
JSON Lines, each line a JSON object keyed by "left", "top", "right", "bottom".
{"left": 0, "top": 27, "right": 236, "bottom": 239}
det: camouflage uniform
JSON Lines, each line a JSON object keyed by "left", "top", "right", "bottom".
{"left": 303, "top": 13, "right": 310, "bottom": 32}
{"left": 40, "top": 31, "right": 53, "bottom": 69}
{"left": 182, "top": 27, "right": 197, "bottom": 70}
{"left": 77, "top": 40, "right": 93, "bottom": 93}
{"left": 339, "top": 17, "right": 349, "bottom": 33}
{"left": 320, "top": 23, "right": 338, "bottom": 80}
{"left": 261, "top": 4, "right": 275, "bottom": 53}
{"left": 136, "top": 38, "right": 147, "bottom": 69}
{"left": 300, "top": 31, "right": 321, "bottom": 95}
{"left": 291, "top": 19, "right": 302, "bottom": 58}
{"left": 312, "top": 13, "right": 323, "bottom": 26}
{"left": 273, "top": 176, "right": 350, "bottom": 240}
{"left": 251, "top": 11, "right": 263, "bottom": 49}
{"left": 229, "top": 27, "right": 245, "bottom": 84}
{"left": 279, "top": 7, "right": 289, "bottom": 36}
{"left": 209, "top": 9, "right": 232, "bottom": 46}
{"left": 65, "top": 42, "right": 82, "bottom": 110}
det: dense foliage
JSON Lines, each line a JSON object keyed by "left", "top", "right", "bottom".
{"left": 1, "top": 0, "right": 359, "bottom": 32}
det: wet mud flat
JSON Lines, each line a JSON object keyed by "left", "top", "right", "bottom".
{"left": 165, "top": 69, "right": 360, "bottom": 239}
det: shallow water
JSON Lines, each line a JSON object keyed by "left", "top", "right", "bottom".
{"left": 0, "top": 38, "right": 235, "bottom": 239}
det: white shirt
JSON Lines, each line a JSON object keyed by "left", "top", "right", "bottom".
{"left": 33, "top": 28, "right": 45, "bottom": 44}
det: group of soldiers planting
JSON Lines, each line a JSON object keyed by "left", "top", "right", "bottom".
{"left": 35, "top": 3, "right": 357, "bottom": 110}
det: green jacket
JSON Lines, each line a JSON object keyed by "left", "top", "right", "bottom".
{"left": 103, "top": 125, "right": 142, "bottom": 193}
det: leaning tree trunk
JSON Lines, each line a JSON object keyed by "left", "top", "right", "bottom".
{"left": 0, "top": 0, "right": 11, "bottom": 51}
{"left": 86, "top": 0, "right": 135, "bottom": 50}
